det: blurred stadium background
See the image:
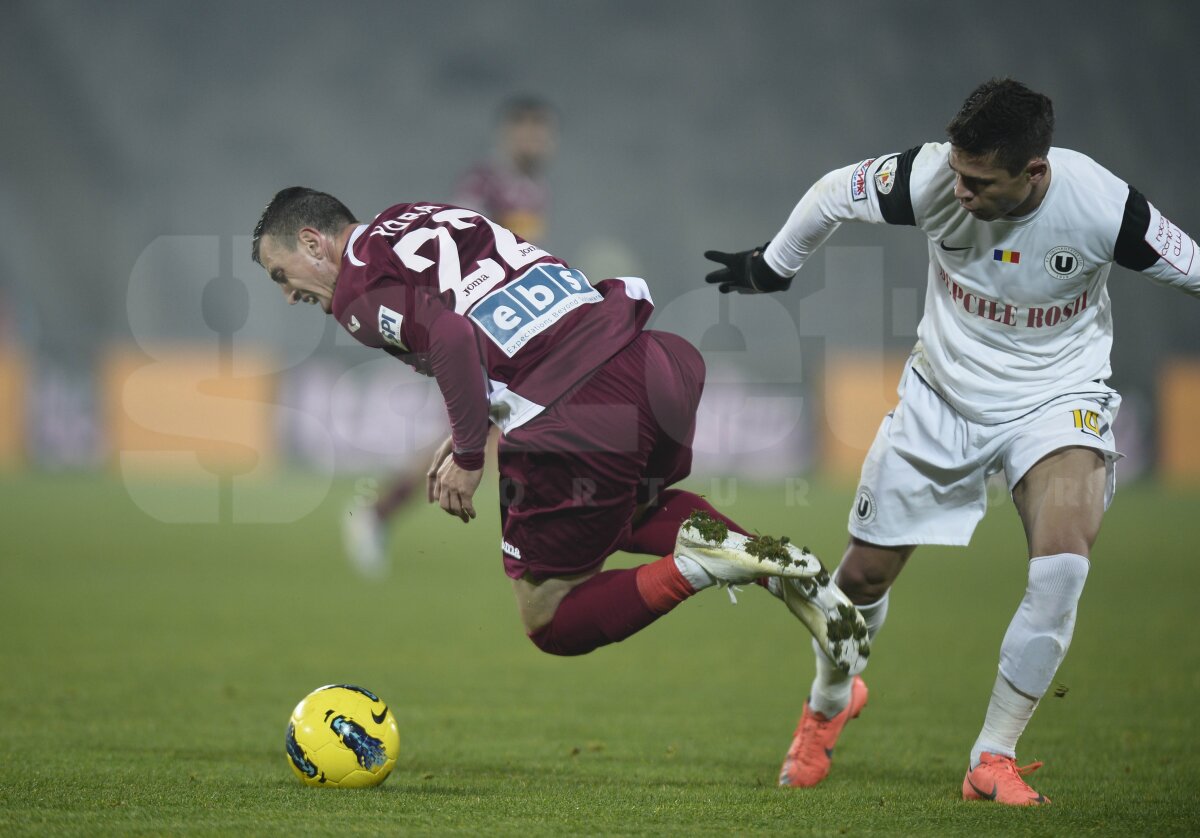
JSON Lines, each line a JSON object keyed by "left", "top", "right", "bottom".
{"left": 3, "top": 3, "right": 1200, "bottom": 832}
{"left": 1, "top": 0, "right": 1198, "bottom": 508}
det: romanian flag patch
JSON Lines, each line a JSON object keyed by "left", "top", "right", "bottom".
{"left": 993, "top": 249, "right": 1021, "bottom": 264}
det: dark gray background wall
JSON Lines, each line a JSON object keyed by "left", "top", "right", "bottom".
{"left": 3, "top": 0, "right": 1197, "bottom": 406}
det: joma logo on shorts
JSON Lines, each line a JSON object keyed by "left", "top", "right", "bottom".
{"left": 501, "top": 540, "right": 522, "bottom": 560}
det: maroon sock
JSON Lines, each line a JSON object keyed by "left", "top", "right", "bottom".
{"left": 528, "top": 560, "right": 692, "bottom": 656}
{"left": 375, "top": 475, "right": 421, "bottom": 520}
{"left": 624, "top": 489, "right": 750, "bottom": 556}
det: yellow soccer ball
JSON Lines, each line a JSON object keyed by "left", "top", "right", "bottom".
{"left": 285, "top": 684, "right": 400, "bottom": 788}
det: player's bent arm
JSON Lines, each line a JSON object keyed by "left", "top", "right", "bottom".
{"left": 425, "top": 312, "right": 490, "bottom": 472}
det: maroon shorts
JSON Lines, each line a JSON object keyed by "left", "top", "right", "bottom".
{"left": 497, "top": 330, "right": 705, "bottom": 580}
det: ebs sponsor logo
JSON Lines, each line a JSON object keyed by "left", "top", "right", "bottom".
{"left": 469, "top": 266, "right": 601, "bottom": 357}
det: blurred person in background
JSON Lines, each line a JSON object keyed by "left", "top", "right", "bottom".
{"left": 343, "top": 96, "right": 558, "bottom": 577}
{"left": 706, "top": 78, "right": 1200, "bottom": 804}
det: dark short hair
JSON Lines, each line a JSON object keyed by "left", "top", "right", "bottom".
{"left": 498, "top": 95, "right": 555, "bottom": 125}
{"left": 946, "top": 79, "right": 1055, "bottom": 175}
{"left": 251, "top": 187, "right": 356, "bottom": 265}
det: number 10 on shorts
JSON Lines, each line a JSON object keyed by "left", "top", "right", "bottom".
{"left": 1071, "top": 408, "right": 1102, "bottom": 438}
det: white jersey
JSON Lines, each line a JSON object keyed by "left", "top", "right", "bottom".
{"left": 765, "top": 142, "right": 1200, "bottom": 424}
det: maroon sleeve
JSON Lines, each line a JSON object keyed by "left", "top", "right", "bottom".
{"left": 426, "top": 309, "right": 489, "bottom": 470}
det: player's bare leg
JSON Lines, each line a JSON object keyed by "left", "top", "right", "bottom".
{"left": 342, "top": 496, "right": 389, "bottom": 578}
{"left": 1014, "top": 447, "right": 1105, "bottom": 557}
{"left": 342, "top": 474, "right": 423, "bottom": 578}
{"left": 513, "top": 571, "right": 600, "bottom": 634}
{"left": 965, "top": 446, "right": 1105, "bottom": 805}
{"left": 779, "top": 539, "right": 910, "bottom": 787}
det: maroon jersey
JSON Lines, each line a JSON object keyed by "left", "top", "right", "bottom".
{"left": 453, "top": 161, "right": 549, "bottom": 242}
{"left": 331, "top": 203, "right": 654, "bottom": 468}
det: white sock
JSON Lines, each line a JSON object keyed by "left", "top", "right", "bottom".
{"left": 998, "top": 553, "right": 1089, "bottom": 695}
{"left": 971, "top": 552, "right": 1089, "bottom": 767}
{"left": 808, "top": 592, "right": 889, "bottom": 718}
{"left": 970, "top": 671, "right": 1037, "bottom": 766}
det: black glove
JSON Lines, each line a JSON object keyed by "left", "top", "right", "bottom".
{"left": 704, "top": 242, "right": 793, "bottom": 294}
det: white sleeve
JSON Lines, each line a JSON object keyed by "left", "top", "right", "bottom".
{"left": 1139, "top": 204, "right": 1200, "bottom": 296}
{"left": 764, "top": 148, "right": 922, "bottom": 277}
{"left": 1114, "top": 188, "right": 1200, "bottom": 298}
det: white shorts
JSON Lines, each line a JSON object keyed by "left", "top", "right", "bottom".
{"left": 848, "top": 365, "right": 1122, "bottom": 546}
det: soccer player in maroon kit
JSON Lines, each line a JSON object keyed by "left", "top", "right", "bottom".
{"left": 345, "top": 97, "right": 557, "bottom": 574}
{"left": 252, "top": 187, "right": 868, "bottom": 688}
{"left": 454, "top": 96, "right": 556, "bottom": 243}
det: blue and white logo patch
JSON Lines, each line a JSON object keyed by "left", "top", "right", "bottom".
{"left": 468, "top": 266, "right": 601, "bottom": 357}
{"left": 378, "top": 305, "right": 407, "bottom": 350}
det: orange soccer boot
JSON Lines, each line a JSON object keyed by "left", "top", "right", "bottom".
{"left": 962, "top": 751, "right": 1050, "bottom": 805}
{"left": 778, "top": 676, "right": 868, "bottom": 787}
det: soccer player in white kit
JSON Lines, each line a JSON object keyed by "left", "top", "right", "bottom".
{"left": 706, "top": 78, "right": 1200, "bottom": 805}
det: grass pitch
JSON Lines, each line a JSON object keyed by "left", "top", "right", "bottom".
{"left": 1, "top": 473, "right": 1198, "bottom": 836}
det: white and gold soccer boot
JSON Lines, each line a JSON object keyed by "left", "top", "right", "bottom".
{"left": 674, "top": 511, "right": 823, "bottom": 585}
{"left": 767, "top": 574, "right": 870, "bottom": 676}
{"left": 674, "top": 512, "right": 869, "bottom": 675}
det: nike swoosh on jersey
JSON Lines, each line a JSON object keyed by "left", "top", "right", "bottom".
{"left": 940, "top": 240, "right": 971, "bottom": 252}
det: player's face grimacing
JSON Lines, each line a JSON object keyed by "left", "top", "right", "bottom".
{"left": 257, "top": 231, "right": 339, "bottom": 314}
{"left": 948, "top": 147, "right": 1048, "bottom": 222}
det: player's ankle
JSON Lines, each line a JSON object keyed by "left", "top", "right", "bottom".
{"left": 636, "top": 554, "right": 698, "bottom": 613}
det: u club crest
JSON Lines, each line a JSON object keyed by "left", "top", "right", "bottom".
{"left": 1045, "top": 246, "right": 1083, "bottom": 280}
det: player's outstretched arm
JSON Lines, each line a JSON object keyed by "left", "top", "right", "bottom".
{"left": 703, "top": 165, "right": 872, "bottom": 293}
{"left": 704, "top": 243, "right": 793, "bottom": 294}
{"left": 758, "top": 150, "right": 922, "bottom": 280}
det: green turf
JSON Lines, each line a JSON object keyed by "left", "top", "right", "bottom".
{"left": 1, "top": 472, "right": 1198, "bottom": 836}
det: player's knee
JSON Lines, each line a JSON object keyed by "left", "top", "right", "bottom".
{"left": 527, "top": 625, "right": 564, "bottom": 655}
{"left": 526, "top": 624, "right": 591, "bottom": 657}
{"left": 835, "top": 562, "right": 894, "bottom": 604}
{"left": 836, "top": 541, "right": 910, "bottom": 604}
{"left": 513, "top": 575, "right": 579, "bottom": 637}
{"left": 1029, "top": 533, "right": 1094, "bottom": 560}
